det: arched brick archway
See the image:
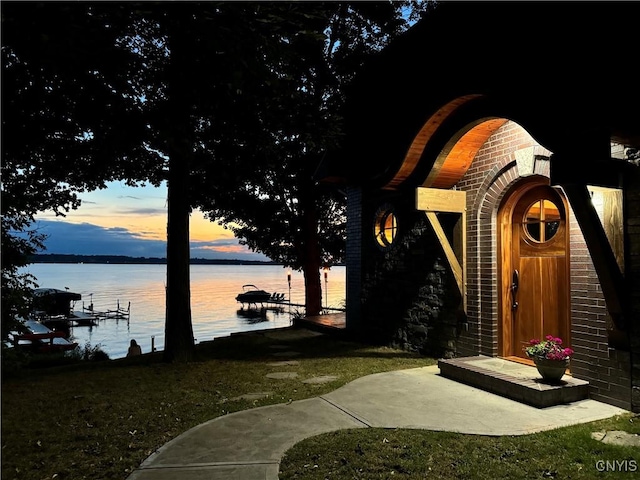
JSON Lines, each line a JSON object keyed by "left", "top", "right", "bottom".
{"left": 411, "top": 115, "right": 559, "bottom": 358}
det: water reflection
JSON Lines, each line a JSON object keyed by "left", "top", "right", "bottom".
{"left": 236, "top": 308, "right": 269, "bottom": 323}
{"left": 23, "top": 263, "right": 346, "bottom": 359}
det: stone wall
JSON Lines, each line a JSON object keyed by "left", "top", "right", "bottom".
{"left": 356, "top": 191, "right": 462, "bottom": 358}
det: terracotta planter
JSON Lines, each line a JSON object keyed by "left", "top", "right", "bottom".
{"left": 533, "top": 357, "right": 569, "bottom": 382}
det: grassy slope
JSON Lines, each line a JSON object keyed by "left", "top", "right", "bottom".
{"left": 279, "top": 420, "right": 640, "bottom": 479}
{"left": 3, "top": 328, "right": 638, "bottom": 480}
{"left": 1, "top": 329, "right": 428, "bottom": 480}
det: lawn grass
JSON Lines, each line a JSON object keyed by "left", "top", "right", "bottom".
{"left": 279, "top": 417, "right": 640, "bottom": 479}
{"left": 1, "top": 328, "right": 429, "bottom": 480}
{"left": 2, "top": 327, "right": 638, "bottom": 480}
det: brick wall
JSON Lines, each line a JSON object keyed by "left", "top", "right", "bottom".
{"left": 624, "top": 173, "right": 640, "bottom": 411}
{"left": 455, "top": 120, "right": 632, "bottom": 409}
{"left": 568, "top": 206, "right": 632, "bottom": 409}
{"left": 345, "top": 186, "right": 363, "bottom": 331}
{"left": 347, "top": 119, "right": 634, "bottom": 410}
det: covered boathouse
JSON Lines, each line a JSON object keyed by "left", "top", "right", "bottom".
{"left": 316, "top": 2, "right": 640, "bottom": 411}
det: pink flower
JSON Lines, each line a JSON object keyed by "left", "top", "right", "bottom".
{"left": 524, "top": 334, "right": 574, "bottom": 361}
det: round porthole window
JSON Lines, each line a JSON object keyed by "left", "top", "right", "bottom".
{"left": 374, "top": 207, "right": 398, "bottom": 247}
{"left": 523, "top": 198, "right": 561, "bottom": 243}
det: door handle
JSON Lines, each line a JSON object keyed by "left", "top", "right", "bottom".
{"left": 511, "top": 269, "right": 519, "bottom": 309}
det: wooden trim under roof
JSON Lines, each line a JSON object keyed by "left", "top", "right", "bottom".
{"left": 384, "top": 95, "right": 482, "bottom": 190}
{"left": 426, "top": 118, "right": 508, "bottom": 189}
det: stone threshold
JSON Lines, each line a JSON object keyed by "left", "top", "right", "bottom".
{"left": 438, "top": 355, "right": 590, "bottom": 408}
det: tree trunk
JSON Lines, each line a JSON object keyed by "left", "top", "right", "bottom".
{"left": 163, "top": 12, "right": 195, "bottom": 362}
{"left": 300, "top": 187, "right": 323, "bottom": 316}
{"left": 303, "top": 258, "right": 323, "bottom": 316}
{"left": 164, "top": 154, "right": 195, "bottom": 362}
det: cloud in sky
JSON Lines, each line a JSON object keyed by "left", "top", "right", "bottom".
{"left": 114, "top": 207, "right": 167, "bottom": 216}
{"left": 33, "top": 219, "right": 271, "bottom": 261}
{"left": 30, "top": 181, "right": 270, "bottom": 261}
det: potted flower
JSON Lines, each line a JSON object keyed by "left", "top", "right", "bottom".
{"left": 525, "top": 335, "right": 574, "bottom": 382}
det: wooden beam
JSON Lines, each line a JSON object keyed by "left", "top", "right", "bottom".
{"left": 425, "top": 211, "right": 464, "bottom": 299}
{"left": 418, "top": 187, "right": 467, "bottom": 312}
{"left": 603, "top": 188, "right": 625, "bottom": 273}
{"left": 460, "top": 210, "right": 467, "bottom": 313}
{"left": 561, "top": 184, "right": 626, "bottom": 329}
{"left": 416, "top": 187, "right": 466, "bottom": 213}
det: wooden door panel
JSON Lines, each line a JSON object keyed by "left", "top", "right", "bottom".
{"left": 514, "top": 257, "right": 542, "bottom": 356}
{"left": 501, "top": 182, "right": 570, "bottom": 360}
{"left": 500, "top": 220, "right": 513, "bottom": 356}
{"left": 541, "top": 256, "right": 569, "bottom": 342}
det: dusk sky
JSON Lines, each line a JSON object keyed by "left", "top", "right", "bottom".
{"left": 34, "top": 180, "right": 271, "bottom": 261}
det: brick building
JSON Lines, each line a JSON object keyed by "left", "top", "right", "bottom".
{"left": 318, "top": 3, "right": 640, "bottom": 411}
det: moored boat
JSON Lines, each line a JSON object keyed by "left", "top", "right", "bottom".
{"left": 32, "top": 287, "right": 81, "bottom": 317}
{"left": 235, "top": 284, "right": 272, "bottom": 307}
{"left": 9, "top": 319, "right": 78, "bottom": 353}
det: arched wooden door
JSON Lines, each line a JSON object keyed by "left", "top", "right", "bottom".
{"left": 499, "top": 181, "right": 570, "bottom": 361}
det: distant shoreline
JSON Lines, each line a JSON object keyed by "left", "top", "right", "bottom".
{"left": 29, "top": 253, "right": 280, "bottom": 266}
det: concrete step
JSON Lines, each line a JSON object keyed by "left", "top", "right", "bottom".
{"left": 438, "top": 355, "right": 590, "bottom": 408}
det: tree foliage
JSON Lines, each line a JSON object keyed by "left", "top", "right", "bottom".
{"left": 1, "top": 2, "right": 432, "bottom": 361}
{"left": 1, "top": 2, "right": 339, "bottom": 357}
{"left": 1, "top": 3, "right": 162, "bottom": 345}
{"left": 193, "top": 1, "right": 431, "bottom": 314}
{"left": 127, "top": 3, "right": 327, "bottom": 359}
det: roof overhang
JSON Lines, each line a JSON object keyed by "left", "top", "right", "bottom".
{"left": 320, "top": 2, "right": 640, "bottom": 190}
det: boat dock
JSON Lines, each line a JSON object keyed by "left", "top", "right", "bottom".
{"left": 82, "top": 300, "right": 131, "bottom": 321}
{"left": 33, "top": 288, "right": 131, "bottom": 331}
{"left": 237, "top": 294, "right": 347, "bottom": 336}
{"left": 295, "top": 312, "right": 346, "bottom": 333}
{"left": 238, "top": 297, "right": 345, "bottom": 314}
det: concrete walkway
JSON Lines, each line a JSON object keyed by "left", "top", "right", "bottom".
{"left": 127, "top": 364, "right": 628, "bottom": 480}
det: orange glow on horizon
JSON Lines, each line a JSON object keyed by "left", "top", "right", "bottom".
{"left": 33, "top": 182, "right": 265, "bottom": 258}
{"left": 38, "top": 208, "right": 244, "bottom": 250}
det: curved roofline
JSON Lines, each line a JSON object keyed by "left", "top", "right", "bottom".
{"left": 322, "top": 2, "right": 640, "bottom": 190}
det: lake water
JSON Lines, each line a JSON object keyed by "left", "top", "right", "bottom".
{"left": 21, "top": 263, "right": 346, "bottom": 359}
